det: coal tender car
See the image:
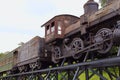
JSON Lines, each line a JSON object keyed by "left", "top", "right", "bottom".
{"left": 0, "top": 36, "right": 51, "bottom": 74}
{"left": 12, "top": 36, "right": 52, "bottom": 73}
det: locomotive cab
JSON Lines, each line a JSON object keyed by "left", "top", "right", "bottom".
{"left": 42, "top": 20, "right": 63, "bottom": 44}
{"left": 41, "top": 15, "right": 80, "bottom": 44}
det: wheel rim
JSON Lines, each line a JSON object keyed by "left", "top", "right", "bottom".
{"left": 54, "top": 46, "right": 61, "bottom": 58}
{"left": 71, "top": 38, "right": 84, "bottom": 59}
{"left": 95, "top": 28, "right": 113, "bottom": 54}
{"left": 52, "top": 46, "right": 61, "bottom": 63}
{"left": 37, "top": 62, "right": 41, "bottom": 70}
{"left": 52, "top": 53, "right": 60, "bottom": 63}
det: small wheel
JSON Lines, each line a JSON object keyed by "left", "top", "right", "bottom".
{"left": 95, "top": 28, "right": 113, "bottom": 54}
{"left": 71, "top": 38, "right": 84, "bottom": 59}
{"left": 24, "top": 65, "right": 29, "bottom": 72}
{"left": 54, "top": 46, "right": 61, "bottom": 58}
{"left": 36, "top": 62, "right": 41, "bottom": 70}
{"left": 52, "top": 53, "right": 60, "bottom": 63}
{"left": 52, "top": 46, "right": 61, "bottom": 63}
{"left": 73, "top": 54, "right": 83, "bottom": 60}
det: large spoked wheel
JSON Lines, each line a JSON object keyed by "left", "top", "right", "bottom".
{"left": 71, "top": 38, "right": 84, "bottom": 59}
{"left": 95, "top": 28, "right": 113, "bottom": 54}
{"left": 52, "top": 46, "right": 61, "bottom": 63}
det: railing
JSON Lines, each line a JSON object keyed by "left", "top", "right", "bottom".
{"left": 0, "top": 56, "right": 120, "bottom": 80}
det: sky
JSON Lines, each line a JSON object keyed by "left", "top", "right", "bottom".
{"left": 0, "top": 0, "right": 99, "bottom": 52}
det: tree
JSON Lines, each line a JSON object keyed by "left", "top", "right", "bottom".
{"left": 0, "top": 51, "right": 9, "bottom": 57}
{"left": 99, "top": 0, "right": 107, "bottom": 7}
{"left": 0, "top": 53, "right": 5, "bottom": 57}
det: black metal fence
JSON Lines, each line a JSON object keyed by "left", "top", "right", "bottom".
{"left": 0, "top": 57, "right": 120, "bottom": 80}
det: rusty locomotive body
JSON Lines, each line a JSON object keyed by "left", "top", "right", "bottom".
{"left": 42, "top": 0, "right": 120, "bottom": 63}
{"left": 1, "top": 0, "right": 120, "bottom": 73}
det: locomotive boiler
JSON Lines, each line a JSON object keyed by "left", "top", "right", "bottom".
{"left": 42, "top": 0, "right": 120, "bottom": 63}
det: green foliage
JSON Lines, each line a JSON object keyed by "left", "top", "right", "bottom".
{"left": 110, "top": 46, "right": 118, "bottom": 54}
{"left": 0, "top": 53, "right": 5, "bottom": 57}
{"left": 0, "top": 51, "right": 9, "bottom": 56}
{"left": 79, "top": 68, "right": 118, "bottom": 80}
{"left": 100, "top": 0, "right": 107, "bottom": 7}
{"left": 0, "top": 52, "right": 10, "bottom": 58}
{"left": 0, "top": 51, "right": 13, "bottom": 73}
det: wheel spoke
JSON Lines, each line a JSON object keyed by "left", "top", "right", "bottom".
{"left": 71, "top": 38, "right": 84, "bottom": 59}
{"left": 106, "top": 42, "right": 110, "bottom": 47}
{"left": 95, "top": 28, "right": 113, "bottom": 54}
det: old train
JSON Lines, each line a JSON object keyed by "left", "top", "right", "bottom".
{"left": 42, "top": 0, "right": 120, "bottom": 63}
{"left": 0, "top": 0, "right": 120, "bottom": 74}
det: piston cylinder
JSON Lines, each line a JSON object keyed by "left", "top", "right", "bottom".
{"left": 113, "top": 29, "right": 120, "bottom": 45}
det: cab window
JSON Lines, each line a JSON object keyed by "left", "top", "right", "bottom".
{"left": 51, "top": 22, "right": 55, "bottom": 32}
{"left": 58, "top": 22, "right": 62, "bottom": 35}
{"left": 46, "top": 25, "right": 50, "bottom": 35}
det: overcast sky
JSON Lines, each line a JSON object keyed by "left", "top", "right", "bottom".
{"left": 0, "top": 0, "right": 99, "bottom": 52}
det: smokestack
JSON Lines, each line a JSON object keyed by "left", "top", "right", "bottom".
{"left": 84, "top": 0, "right": 99, "bottom": 15}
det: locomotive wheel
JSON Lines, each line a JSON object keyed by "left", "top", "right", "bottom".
{"left": 71, "top": 38, "right": 84, "bottom": 59}
{"left": 36, "top": 62, "right": 41, "bottom": 70}
{"left": 52, "top": 53, "right": 60, "bottom": 63}
{"left": 29, "top": 62, "right": 38, "bottom": 71}
{"left": 54, "top": 46, "right": 61, "bottom": 58}
{"left": 95, "top": 28, "right": 113, "bottom": 54}
{"left": 52, "top": 46, "right": 61, "bottom": 63}
{"left": 24, "top": 65, "right": 29, "bottom": 72}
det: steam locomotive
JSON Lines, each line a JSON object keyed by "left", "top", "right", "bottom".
{"left": 0, "top": 0, "right": 120, "bottom": 74}
{"left": 42, "top": 0, "right": 120, "bottom": 63}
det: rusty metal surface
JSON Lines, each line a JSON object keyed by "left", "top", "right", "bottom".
{"left": 42, "top": 15, "right": 79, "bottom": 43}
{"left": 88, "top": 0, "right": 119, "bottom": 24}
{"left": 17, "top": 36, "right": 45, "bottom": 66}
{"left": 65, "top": 21, "right": 80, "bottom": 35}
{"left": 45, "top": 33, "right": 55, "bottom": 43}
{"left": 65, "top": 0, "right": 120, "bottom": 36}
{"left": 106, "top": 0, "right": 114, "bottom": 5}
{"left": 41, "top": 14, "right": 79, "bottom": 27}
{"left": 17, "top": 57, "right": 39, "bottom": 66}
{"left": 113, "top": 28, "right": 120, "bottom": 45}
{"left": 44, "top": 0, "right": 120, "bottom": 63}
